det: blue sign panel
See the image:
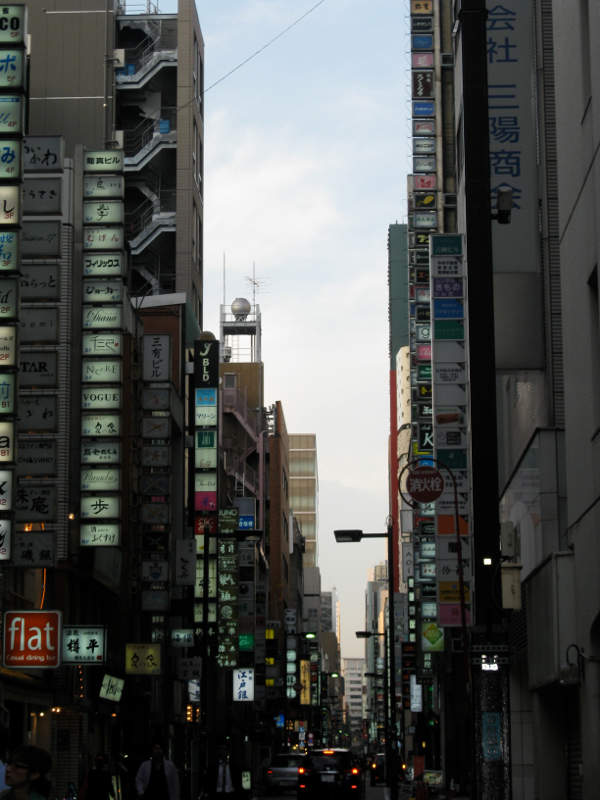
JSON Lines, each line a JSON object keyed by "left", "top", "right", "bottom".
{"left": 413, "top": 100, "right": 435, "bottom": 117}
{"left": 433, "top": 299, "right": 464, "bottom": 319}
{"left": 238, "top": 515, "right": 255, "bottom": 530}
{"left": 412, "top": 34, "right": 434, "bottom": 50}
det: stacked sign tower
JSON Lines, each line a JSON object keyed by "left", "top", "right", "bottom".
{"left": 0, "top": 5, "right": 26, "bottom": 562}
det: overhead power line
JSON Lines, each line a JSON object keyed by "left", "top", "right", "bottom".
{"left": 203, "top": 0, "right": 327, "bottom": 95}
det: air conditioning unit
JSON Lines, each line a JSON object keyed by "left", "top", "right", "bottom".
{"left": 113, "top": 48, "right": 125, "bottom": 68}
{"left": 441, "top": 52, "right": 454, "bottom": 68}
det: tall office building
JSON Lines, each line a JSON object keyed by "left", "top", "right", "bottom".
{"left": 289, "top": 433, "right": 318, "bottom": 566}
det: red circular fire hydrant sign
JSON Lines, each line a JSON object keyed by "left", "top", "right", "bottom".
{"left": 406, "top": 466, "right": 444, "bottom": 504}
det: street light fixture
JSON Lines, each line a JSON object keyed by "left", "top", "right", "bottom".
{"left": 334, "top": 519, "right": 398, "bottom": 800}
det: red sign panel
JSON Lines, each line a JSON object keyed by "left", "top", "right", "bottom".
{"left": 3, "top": 610, "right": 62, "bottom": 668}
{"left": 406, "top": 466, "right": 444, "bottom": 503}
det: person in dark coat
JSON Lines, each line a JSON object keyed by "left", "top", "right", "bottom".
{"left": 81, "top": 755, "right": 114, "bottom": 800}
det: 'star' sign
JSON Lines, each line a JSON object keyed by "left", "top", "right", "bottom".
{"left": 3, "top": 610, "right": 62, "bottom": 668}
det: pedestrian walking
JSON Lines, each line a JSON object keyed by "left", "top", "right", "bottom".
{"left": 1, "top": 745, "right": 52, "bottom": 800}
{"left": 135, "top": 744, "right": 179, "bottom": 800}
{"left": 80, "top": 755, "right": 114, "bottom": 800}
{"left": 214, "top": 752, "right": 234, "bottom": 796}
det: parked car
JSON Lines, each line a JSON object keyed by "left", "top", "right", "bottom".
{"left": 264, "top": 752, "right": 306, "bottom": 794}
{"left": 297, "top": 748, "right": 363, "bottom": 798}
{"left": 369, "top": 752, "right": 385, "bottom": 785}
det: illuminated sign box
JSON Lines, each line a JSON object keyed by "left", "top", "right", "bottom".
{"left": 83, "top": 252, "right": 124, "bottom": 277}
{"left": 125, "top": 643, "right": 161, "bottom": 675}
{"left": 80, "top": 494, "right": 121, "bottom": 519}
{"left": 0, "top": 373, "right": 14, "bottom": 414}
{"left": 195, "top": 430, "right": 217, "bottom": 468}
{"left": 0, "top": 519, "right": 10, "bottom": 560}
{"left": 82, "top": 333, "right": 122, "bottom": 356}
{"left": 80, "top": 468, "right": 120, "bottom": 492}
{"left": 81, "top": 387, "right": 121, "bottom": 410}
{"left": 0, "top": 7, "right": 27, "bottom": 45}
{"left": 99, "top": 674, "right": 124, "bottom": 701}
{"left": 82, "top": 358, "right": 122, "bottom": 383}
{"left": 0, "top": 140, "right": 20, "bottom": 179}
{"left": 0, "top": 49, "right": 25, "bottom": 90}
{"left": 83, "top": 226, "right": 124, "bottom": 251}
{"left": 62, "top": 626, "right": 106, "bottom": 664}
{"left": 84, "top": 175, "right": 124, "bottom": 198}
{"left": 0, "top": 469, "right": 12, "bottom": 509}
{"left": 0, "top": 325, "right": 15, "bottom": 364}
{"left": 83, "top": 280, "right": 122, "bottom": 304}
{"left": 81, "top": 414, "right": 121, "bottom": 437}
{"left": 0, "top": 420, "right": 14, "bottom": 461}
{"left": 84, "top": 151, "right": 124, "bottom": 173}
{"left": 0, "top": 278, "right": 17, "bottom": 318}
{"left": 83, "top": 200, "right": 124, "bottom": 225}
{"left": 233, "top": 668, "right": 255, "bottom": 702}
{"left": 171, "top": 629, "right": 194, "bottom": 647}
{"left": 82, "top": 305, "right": 122, "bottom": 329}
{"left": 0, "top": 230, "right": 18, "bottom": 269}
{"left": 80, "top": 522, "right": 120, "bottom": 547}
{"left": 3, "top": 610, "right": 62, "bottom": 669}
{"left": 0, "top": 95, "right": 24, "bottom": 134}
{"left": 81, "top": 441, "right": 121, "bottom": 465}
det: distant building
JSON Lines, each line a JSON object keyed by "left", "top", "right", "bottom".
{"left": 343, "top": 657, "right": 366, "bottom": 748}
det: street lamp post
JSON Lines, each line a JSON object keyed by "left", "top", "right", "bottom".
{"left": 335, "top": 519, "right": 398, "bottom": 800}
{"left": 360, "top": 633, "right": 389, "bottom": 779}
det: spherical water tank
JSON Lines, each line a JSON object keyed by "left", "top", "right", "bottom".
{"left": 231, "top": 297, "right": 251, "bottom": 321}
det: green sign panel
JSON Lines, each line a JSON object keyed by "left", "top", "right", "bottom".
{"left": 434, "top": 319, "right": 464, "bottom": 340}
{"left": 430, "top": 234, "right": 462, "bottom": 256}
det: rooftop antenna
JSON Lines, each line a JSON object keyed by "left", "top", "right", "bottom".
{"left": 245, "top": 261, "right": 270, "bottom": 307}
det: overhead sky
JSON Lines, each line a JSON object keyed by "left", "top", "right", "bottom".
{"left": 178, "top": 0, "right": 411, "bottom": 657}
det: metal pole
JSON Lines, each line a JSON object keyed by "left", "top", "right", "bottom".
{"left": 387, "top": 517, "right": 398, "bottom": 800}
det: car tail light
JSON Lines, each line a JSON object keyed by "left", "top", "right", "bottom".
{"left": 267, "top": 770, "right": 273, "bottom": 775}
{"left": 323, "top": 750, "right": 335, "bottom": 755}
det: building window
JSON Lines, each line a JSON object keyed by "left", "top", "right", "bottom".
{"left": 224, "top": 373, "right": 236, "bottom": 388}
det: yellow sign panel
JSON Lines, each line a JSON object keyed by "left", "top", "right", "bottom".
{"left": 125, "top": 643, "right": 161, "bottom": 675}
{"left": 411, "top": 0, "right": 433, "bottom": 13}
{"left": 300, "top": 659, "right": 311, "bottom": 706}
{"left": 438, "top": 581, "right": 471, "bottom": 604}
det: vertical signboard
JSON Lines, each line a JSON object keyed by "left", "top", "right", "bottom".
{"left": 430, "top": 234, "right": 472, "bottom": 627}
{"left": 193, "top": 339, "right": 225, "bottom": 656}
{"left": 0, "top": 5, "right": 26, "bottom": 556}
{"left": 486, "top": 0, "right": 538, "bottom": 273}
{"left": 408, "top": 0, "right": 438, "bottom": 665}
{"left": 80, "top": 149, "right": 125, "bottom": 546}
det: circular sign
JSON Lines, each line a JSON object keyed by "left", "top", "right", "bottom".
{"left": 406, "top": 465, "right": 444, "bottom": 503}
